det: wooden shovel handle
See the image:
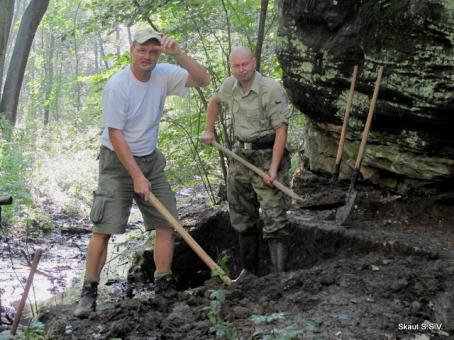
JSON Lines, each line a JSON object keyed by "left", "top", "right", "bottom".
{"left": 10, "top": 249, "right": 43, "bottom": 335}
{"left": 212, "top": 142, "right": 303, "bottom": 203}
{"left": 335, "top": 65, "right": 359, "bottom": 166}
{"left": 354, "top": 66, "right": 384, "bottom": 170}
{"left": 146, "top": 192, "right": 232, "bottom": 285}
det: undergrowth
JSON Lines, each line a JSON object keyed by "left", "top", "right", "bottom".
{"left": 0, "top": 118, "right": 99, "bottom": 234}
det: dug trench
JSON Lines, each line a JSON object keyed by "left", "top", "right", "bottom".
{"left": 39, "top": 189, "right": 454, "bottom": 339}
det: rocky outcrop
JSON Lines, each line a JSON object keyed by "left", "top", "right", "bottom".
{"left": 277, "top": 0, "right": 454, "bottom": 193}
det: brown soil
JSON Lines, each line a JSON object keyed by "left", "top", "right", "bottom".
{"left": 38, "top": 179, "right": 454, "bottom": 339}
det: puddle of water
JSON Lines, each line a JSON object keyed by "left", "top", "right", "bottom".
{"left": 0, "top": 212, "right": 151, "bottom": 320}
{"left": 0, "top": 187, "right": 212, "bottom": 324}
{"left": 0, "top": 237, "right": 87, "bottom": 314}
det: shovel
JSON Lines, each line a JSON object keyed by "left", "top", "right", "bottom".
{"left": 294, "top": 66, "right": 359, "bottom": 210}
{"left": 211, "top": 141, "right": 304, "bottom": 203}
{"left": 335, "top": 66, "right": 384, "bottom": 225}
{"left": 331, "top": 65, "right": 359, "bottom": 182}
{"left": 146, "top": 192, "right": 232, "bottom": 285}
{"left": 211, "top": 142, "right": 349, "bottom": 210}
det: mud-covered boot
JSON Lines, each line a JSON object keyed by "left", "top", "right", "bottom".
{"left": 268, "top": 239, "right": 288, "bottom": 273}
{"left": 154, "top": 272, "right": 177, "bottom": 297}
{"left": 74, "top": 280, "right": 98, "bottom": 318}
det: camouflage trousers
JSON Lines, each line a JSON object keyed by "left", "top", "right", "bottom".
{"left": 226, "top": 148, "right": 292, "bottom": 239}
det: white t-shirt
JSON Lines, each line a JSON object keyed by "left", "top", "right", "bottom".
{"left": 100, "top": 64, "right": 189, "bottom": 156}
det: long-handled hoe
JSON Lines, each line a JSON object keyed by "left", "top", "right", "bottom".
{"left": 146, "top": 192, "right": 232, "bottom": 285}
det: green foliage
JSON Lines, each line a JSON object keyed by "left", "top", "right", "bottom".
{"left": 208, "top": 288, "right": 238, "bottom": 340}
{"left": 5, "top": 0, "right": 298, "bottom": 229}
{"left": 84, "top": 0, "right": 141, "bottom": 31}
{"left": 79, "top": 52, "right": 131, "bottom": 127}
{"left": 159, "top": 105, "right": 207, "bottom": 187}
{"left": 250, "top": 312, "right": 287, "bottom": 324}
{"left": 0, "top": 119, "right": 33, "bottom": 226}
{"left": 0, "top": 320, "right": 47, "bottom": 339}
{"left": 0, "top": 117, "right": 97, "bottom": 232}
{"left": 251, "top": 314, "right": 317, "bottom": 340}
{"left": 209, "top": 288, "right": 226, "bottom": 302}
{"left": 255, "top": 326, "right": 306, "bottom": 340}
{"left": 30, "top": 124, "right": 99, "bottom": 218}
{"left": 212, "top": 323, "right": 238, "bottom": 340}
{"left": 218, "top": 253, "right": 231, "bottom": 273}
{"left": 23, "top": 320, "right": 46, "bottom": 339}
{"left": 11, "top": 206, "right": 54, "bottom": 235}
{"left": 158, "top": 95, "right": 220, "bottom": 203}
{"left": 287, "top": 110, "right": 306, "bottom": 176}
{"left": 209, "top": 253, "right": 231, "bottom": 288}
{"left": 88, "top": 52, "right": 132, "bottom": 87}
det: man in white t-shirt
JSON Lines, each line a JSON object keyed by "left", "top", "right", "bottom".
{"left": 74, "top": 28, "right": 210, "bottom": 318}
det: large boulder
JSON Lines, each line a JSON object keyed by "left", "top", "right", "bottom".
{"left": 277, "top": 0, "right": 454, "bottom": 193}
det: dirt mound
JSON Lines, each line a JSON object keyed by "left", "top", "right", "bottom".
{"left": 38, "top": 187, "right": 454, "bottom": 339}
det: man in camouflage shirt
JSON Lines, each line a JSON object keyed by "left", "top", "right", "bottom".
{"left": 201, "top": 46, "right": 291, "bottom": 274}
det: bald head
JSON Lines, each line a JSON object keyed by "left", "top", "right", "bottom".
{"left": 229, "top": 46, "right": 257, "bottom": 85}
{"left": 229, "top": 46, "right": 254, "bottom": 61}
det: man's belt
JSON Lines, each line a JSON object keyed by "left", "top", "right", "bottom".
{"left": 238, "top": 140, "right": 274, "bottom": 150}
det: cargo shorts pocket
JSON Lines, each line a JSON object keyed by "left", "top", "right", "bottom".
{"left": 90, "top": 191, "right": 113, "bottom": 224}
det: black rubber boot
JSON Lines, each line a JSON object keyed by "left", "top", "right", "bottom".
{"left": 74, "top": 281, "right": 98, "bottom": 318}
{"left": 238, "top": 227, "right": 260, "bottom": 275}
{"left": 268, "top": 238, "right": 288, "bottom": 273}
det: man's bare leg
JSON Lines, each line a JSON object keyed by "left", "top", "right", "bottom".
{"left": 74, "top": 233, "right": 111, "bottom": 317}
{"left": 85, "top": 233, "right": 111, "bottom": 281}
{"left": 154, "top": 228, "right": 174, "bottom": 273}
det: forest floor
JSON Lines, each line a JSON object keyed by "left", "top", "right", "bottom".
{"left": 2, "top": 177, "right": 454, "bottom": 339}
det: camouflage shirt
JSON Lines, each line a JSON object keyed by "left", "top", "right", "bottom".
{"left": 217, "top": 71, "right": 291, "bottom": 142}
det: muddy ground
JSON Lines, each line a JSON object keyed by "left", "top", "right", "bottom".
{"left": 4, "top": 175, "right": 453, "bottom": 339}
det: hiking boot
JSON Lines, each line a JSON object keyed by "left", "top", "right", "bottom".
{"left": 154, "top": 274, "right": 177, "bottom": 294}
{"left": 74, "top": 281, "right": 98, "bottom": 318}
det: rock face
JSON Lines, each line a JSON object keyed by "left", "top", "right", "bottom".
{"left": 277, "top": 0, "right": 454, "bottom": 193}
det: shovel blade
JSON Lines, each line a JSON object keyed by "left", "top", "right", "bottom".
{"left": 335, "top": 190, "right": 358, "bottom": 225}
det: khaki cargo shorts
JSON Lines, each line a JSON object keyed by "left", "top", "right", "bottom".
{"left": 90, "top": 146, "right": 178, "bottom": 234}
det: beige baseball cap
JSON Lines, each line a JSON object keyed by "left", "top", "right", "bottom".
{"left": 133, "top": 28, "right": 162, "bottom": 44}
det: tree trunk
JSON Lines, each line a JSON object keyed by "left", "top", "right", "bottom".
{"left": 94, "top": 38, "right": 99, "bottom": 73}
{"left": 0, "top": 0, "right": 49, "bottom": 125}
{"left": 0, "top": 0, "right": 15, "bottom": 99}
{"left": 115, "top": 26, "right": 121, "bottom": 57}
{"left": 73, "top": 0, "right": 82, "bottom": 112}
{"left": 98, "top": 32, "right": 109, "bottom": 69}
{"left": 5, "top": 0, "right": 25, "bottom": 69}
{"left": 255, "top": 0, "right": 269, "bottom": 72}
{"left": 53, "top": 60, "right": 63, "bottom": 121}
{"left": 43, "top": 33, "right": 55, "bottom": 126}
{"left": 127, "top": 26, "right": 132, "bottom": 46}
{"left": 26, "top": 54, "right": 35, "bottom": 122}
{"left": 220, "top": 0, "right": 231, "bottom": 76}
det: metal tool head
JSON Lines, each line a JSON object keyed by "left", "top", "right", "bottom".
{"left": 335, "top": 190, "right": 358, "bottom": 225}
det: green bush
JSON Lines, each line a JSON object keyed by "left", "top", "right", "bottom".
{"left": 0, "top": 119, "right": 33, "bottom": 228}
